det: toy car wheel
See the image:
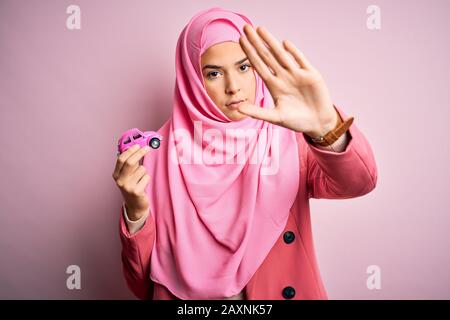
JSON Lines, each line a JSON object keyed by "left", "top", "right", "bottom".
{"left": 149, "top": 138, "right": 161, "bottom": 149}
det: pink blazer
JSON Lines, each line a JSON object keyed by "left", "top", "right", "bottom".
{"left": 118, "top": 107, "right": 378, "bottom": 300}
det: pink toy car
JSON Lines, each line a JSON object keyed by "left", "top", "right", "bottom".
{"left": 117, "top": 128, "right": 163, "bottom": 156}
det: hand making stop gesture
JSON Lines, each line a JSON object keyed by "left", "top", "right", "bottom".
{"left": 238, "top": 24, "right": 339, "bottom": 138}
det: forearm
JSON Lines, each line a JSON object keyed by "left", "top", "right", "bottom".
{"left": 304, "top": 105, "right": 378, "bottom": 199}
{"left": 119, "top": 204, "right": 155, "bottom": 299}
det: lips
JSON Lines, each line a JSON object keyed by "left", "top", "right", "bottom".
{"left": 226, "top": 99, "right": 245, "bottom": 109}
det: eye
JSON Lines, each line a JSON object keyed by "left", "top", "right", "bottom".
{"left": 207, "top": 71, "right": 221, "bottom": 79}
{"left": 240, "top": 64, "right": 251, "bottom": 72}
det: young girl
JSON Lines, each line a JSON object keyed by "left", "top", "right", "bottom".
{"left": 112, "top": 7, "right": 377, "bottom": 300}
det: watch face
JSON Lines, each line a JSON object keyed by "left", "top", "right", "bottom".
{"left": 312, "top": 136, "right": 324, "bottom": 142}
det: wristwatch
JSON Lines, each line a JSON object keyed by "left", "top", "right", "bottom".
{"left": 309, "top": 112, "right": 354, "bottom": 147}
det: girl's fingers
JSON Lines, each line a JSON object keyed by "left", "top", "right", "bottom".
{"left": 240, "top": 34, "right": 276, "bottom": 85}
{"left": 282, "top": 40, "right": 313, "bottom": 70}
{"left": 135, "top": 173, "right": 150, "bottom": 194}
{"left": 242, "top": 24, "right": 284, "bottom": 76}
{"left": 127, "top": 146, "right": 150, "bottom": 166}
{"left": 255, "top": 26, "right": 297, "bottom": 71}
{"left": 119, "top": 146, "right": 150, "bottom": 178}
{"left": 128, "top": 165, "right": 147, "bottom": 186}
{"left": 113, "top": 144, "right": 140, "bottom": 179}
{"left": 237, "top": 103, "right": 281, "bottom": 124}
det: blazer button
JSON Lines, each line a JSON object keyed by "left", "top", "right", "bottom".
{"left": 282, "top": 286, "right": 296, "bottom": 299}
{"left": 283, "top": 231, "right": 295, "bottom": 244}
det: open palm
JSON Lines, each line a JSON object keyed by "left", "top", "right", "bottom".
{"left": 238, "top": 24, "right": 338, "bottom": 137}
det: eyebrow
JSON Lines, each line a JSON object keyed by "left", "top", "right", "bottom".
{"left": 202, "top": 57, "right": 249, "bottom": 71}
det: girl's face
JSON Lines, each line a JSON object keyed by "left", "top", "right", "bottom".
{"left": 200, "top": 41, "right": 256, "bottom": 121}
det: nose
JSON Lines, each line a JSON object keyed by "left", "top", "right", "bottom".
{"left": 225, "top": 75, "right": 241, "bottom": 95}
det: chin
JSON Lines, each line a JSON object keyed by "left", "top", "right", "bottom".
{"left": 229, "top": 114, "right": 247, "bottom": 121}
{"left": 221, "top": 107, "right": 248, "bottom": 121}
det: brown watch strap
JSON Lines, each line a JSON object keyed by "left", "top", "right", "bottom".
{"left": 309, "top": 112, "right": 354, "bottom": 147}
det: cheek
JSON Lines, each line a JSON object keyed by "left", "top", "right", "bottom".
{"left": 246, "top": 72, "right": 257, "bottom": 100}
{"left": 205, "top": 82, "right": 223, "bottom": 104}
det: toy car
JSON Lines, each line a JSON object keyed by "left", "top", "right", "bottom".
{"left": 117, "top": 128, "right": 163, "bottom": 156}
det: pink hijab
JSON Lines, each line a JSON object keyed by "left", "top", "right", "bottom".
{"left": 143, "top": 7, "right": 300, "bottom": 299}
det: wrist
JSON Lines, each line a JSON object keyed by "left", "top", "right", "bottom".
{"left": 305, "top": 108, "right": 339, "bottom": 139}
{"left": 124, "top": 203, "right": 148, "bottom": 221}
{"left": 305, "top": 114, "right": 354, "bottom": 147}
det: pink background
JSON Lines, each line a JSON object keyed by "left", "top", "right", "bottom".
{"left": 1, "top": 0, "right": 449, "bottom": 299}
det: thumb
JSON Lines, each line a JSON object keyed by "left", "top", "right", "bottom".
{"left": 238, "top": 102, "right": 280, "bottom": 124}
